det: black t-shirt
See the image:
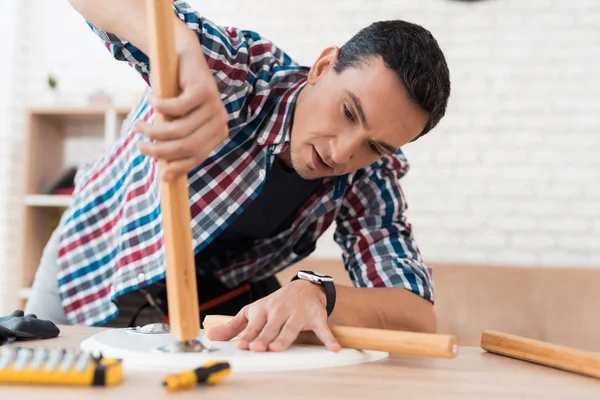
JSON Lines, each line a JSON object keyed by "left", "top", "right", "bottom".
{"left": 195, "top": 156, "right": 323, "bottom": 271}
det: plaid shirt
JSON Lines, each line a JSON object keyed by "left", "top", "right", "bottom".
{"left": 56, "top": 0, "right": 434, "bottom": 326}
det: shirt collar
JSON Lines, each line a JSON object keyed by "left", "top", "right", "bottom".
{"left": 255, "top": 74, "right": 308, "bottom": 153}
{"left": 254, "top": 72, "right": 353, "bottom": 199}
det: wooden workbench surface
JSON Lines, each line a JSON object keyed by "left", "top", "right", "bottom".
{"left": 2, "top": 325, "right": 600, "bottom": 399}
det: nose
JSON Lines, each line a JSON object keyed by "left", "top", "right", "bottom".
{"left": 330, "top": 133, "right": 361, "bottom": 166}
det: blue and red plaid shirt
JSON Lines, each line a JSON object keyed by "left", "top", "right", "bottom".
{"left": 56, "top": 1, "right": 434, "bottom": 326}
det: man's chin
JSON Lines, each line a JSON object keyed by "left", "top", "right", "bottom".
{"left": 289, "top": 151, "right": 330, "bottom": 179}
{"left": 299, "top": 166, "right": 335, "bottom": 180}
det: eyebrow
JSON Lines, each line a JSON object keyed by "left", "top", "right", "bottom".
{"left": 346, "top": 89, "right": 368, "bottom": 128}
{"left": 345, "top": 89, "right": 398, "bottom": 154}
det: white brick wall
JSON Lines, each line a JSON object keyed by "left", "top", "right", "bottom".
{"left": 0, "top": 1, "right": 20, "bottom": 314}
{"left": 0, "top": 0, "right": 599, "bottom": 311}
{"left": 398, "top": 0, "right": 600, "bottom": 268}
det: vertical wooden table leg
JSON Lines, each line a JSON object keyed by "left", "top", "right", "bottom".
{"left": 145, "top": 0, "right": 200, "bottom": 343}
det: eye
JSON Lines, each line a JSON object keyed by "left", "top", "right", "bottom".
{"left": 368, "top": 142, "right": 383, "bottom": 156}
{"left": 343, "top": 104, "right": 355, "bottom": 123}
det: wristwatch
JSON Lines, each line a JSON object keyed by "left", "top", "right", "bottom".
{"left": 291, "top": 270, "right": 336, "bottom": 317}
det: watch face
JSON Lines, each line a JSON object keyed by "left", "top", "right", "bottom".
{"left": 298, "top": 270, "right": 334, "bottom": 283}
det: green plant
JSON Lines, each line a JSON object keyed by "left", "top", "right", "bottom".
{"left": 47, "top": 75, "right": 57, "bottom": 90}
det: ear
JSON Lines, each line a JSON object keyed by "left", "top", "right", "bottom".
{"left": 307, "top": 46, "right": 339, "bottom": 84}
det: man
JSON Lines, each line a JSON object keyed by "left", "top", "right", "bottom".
{"left": 25, "top": 0, "right": 450, "bottom": 353}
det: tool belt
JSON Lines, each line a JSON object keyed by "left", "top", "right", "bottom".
{"left": 130, "top": 273, "right": 281, "bottom": 328}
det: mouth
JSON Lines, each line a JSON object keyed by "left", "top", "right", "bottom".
{"left": 311, "top": 146, "right": 333, "bottom": 173}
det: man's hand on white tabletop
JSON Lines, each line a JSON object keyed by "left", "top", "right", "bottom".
{"left": 205, "top": 281, "right": 342, "bottom": 352}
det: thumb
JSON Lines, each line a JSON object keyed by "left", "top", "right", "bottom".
{"left": 312, "top": 321, "right": 341, "bottom": 352}
{"left": 205, "top": 311, "right": 248, "bottom": 342}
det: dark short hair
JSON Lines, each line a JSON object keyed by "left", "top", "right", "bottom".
{"left": 333, "top": 20, "right": 451, "bottom": 140}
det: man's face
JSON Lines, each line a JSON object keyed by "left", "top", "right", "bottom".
{"left": 286, "top": 47, "right": 429, "bottom": 180}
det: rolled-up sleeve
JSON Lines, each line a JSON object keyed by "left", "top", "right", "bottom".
{"left": 83, "top": 0, "right": 236, "bottom": 85}
{"left": 334, "top": 151, "right": 434, "bottom": 303}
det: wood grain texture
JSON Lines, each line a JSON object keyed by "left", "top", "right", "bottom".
{"left": 145, "top": 0, "right": 199, "bottom": 342}
{"left": 481, "top": 330, "right": 600, "bottom": 379}
{"left": 280, "top": 259, "right": 600, "bottom": 352}
{"left": 4, "top": 326, "right": 600, "bottom": 399}
{"left": 203, "top": 314, "right": 459, "bottom": 358}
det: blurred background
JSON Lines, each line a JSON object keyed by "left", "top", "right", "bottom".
{"left": 0, "top": 0, "right": 598, "bottom": 347}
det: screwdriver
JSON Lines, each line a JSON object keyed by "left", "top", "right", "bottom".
{"left": 162, "top": 360, "right": 231, "bottom": 391}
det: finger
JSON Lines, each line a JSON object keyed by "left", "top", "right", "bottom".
{"left": 312, "top": 321, "right": 341, "bottom": 352}
{"left": 249, "top": 311, "right": 289, "bottom": 352}
{"left": 168, "top": 112, "right": 228, "bottom": 167}
{"left": 133, "top": 101, "right": 217, "bottom": 142}
{"left": 205, "top": 309, "right": 248, "bottom": 341}
{"left": 161, "top": 157, "right": 201, "bottom": 182}
{"left": 137, "top": 113, "right": 228, "bottom": 164}
{"left": 133, "top": 120, "right": 188, "bottom": 142}
{"left": 137, "top": 138, "right": 194, "bottom": 162}
{"left": 150, "top": 83, "right": 211, "bottom": 118}
{"left": 268, "top": 316, "right": 304, "bottom": 352}
{"left": 194, "top": 108, "right": 230, "bottom": 149}
{"left": 238, "top": 309, "right": 268, "bottom": 350}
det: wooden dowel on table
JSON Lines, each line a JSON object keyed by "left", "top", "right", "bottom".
{"left": 146, "top": 0, "right": 200, "bottom": 343}
{"left": 203, "top": 315, "right": 459, "bottom": 358}
{"left": 481, "top": 330, "right": 600, "bottom": 379}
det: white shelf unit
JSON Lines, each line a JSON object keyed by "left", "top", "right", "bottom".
{"left": 11, "top": 105, "right": 131, "bottom": 308}
{"left": 24, "top": 194, "right": 73, "bottom": 208}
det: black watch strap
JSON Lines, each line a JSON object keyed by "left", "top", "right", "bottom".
{"left": 321, "top": 280, "right": 336, "bottom": 317}
{"left": 291, "top": 271, "right": 336, "bottom": 317}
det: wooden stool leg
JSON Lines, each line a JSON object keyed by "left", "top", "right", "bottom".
{"left": 481, "top": 331, "right": 600, "bottom": 379}
{"left": 145, "top": 0, "right": 200, "bottom": 343}
{"left": 204, "top": 315, "right": 459, "bottom": 358}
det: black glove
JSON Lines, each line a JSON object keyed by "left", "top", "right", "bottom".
{"left": 0, "top": 325, "right": 13, "bottom": 346}
{"left": 0, "top": 310, "right": 60, "bottom": 345}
